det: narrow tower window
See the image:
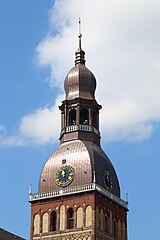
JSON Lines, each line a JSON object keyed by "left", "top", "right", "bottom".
{"left": 67, "top": 208, "right": 74, "bottom": 229}
{"left": 85, "top": 206, "right": 92, "bottom": 227}
{"left": 114, "top": 220, "right": 117, "bottom": 240}
{"left": 42, "top": 212, "right": 49, "bottom": 233}
{"left": 77, "top": 207, "right": 83, "bottom": 228}
{"left": 69, "top": 109, "right": 76, "bottom": 125}
{"left": 104, "top": 214, "right": 109, "bottom": 233}
{"left": 33, "top": 214, "right": 40, "bottom": 235}
{"left": 80, "top": 108, "right": 89, "bottom": 125}
{"left": 104, "top": 215, "right": 108, "bottom": 233}
{"left": 50, "top": 211, "right": 57, "bottom": 232}
{"left": 60, "top": 205, "right": 65, "bottom": 231}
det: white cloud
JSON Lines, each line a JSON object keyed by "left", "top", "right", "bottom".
{"left": 19, "top": 95, "right": 61, "bottom": 145}
{"left": 0, "top": 124, "right": 25, "bottom": 147}
{"left": 0, "top": 135, "right": 25, "bottom": 147}
{"left": 1, "top": 0, "right": 160, "bottom": 146}
{"left": 0, "top": 95, "right": 62, "bottom": 147}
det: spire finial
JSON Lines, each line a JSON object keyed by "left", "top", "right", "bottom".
{"left": 78, "top": 18, "right": 82, "bottom": 49}
{"left": 29, "top": 183, "right": 32, "bottom": 195}
{"left": 75, "top": 18, "right": 85, "bottom": 65}
{"left": 126, "top": 192, "right": 129, "bottom": 204}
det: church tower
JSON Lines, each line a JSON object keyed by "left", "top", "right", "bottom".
{"left": 30, "top": 22, "right": 128, "bottom": 240}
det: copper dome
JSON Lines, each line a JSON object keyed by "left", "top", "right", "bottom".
{"left": 64, "top": 63, "right": 96, "bottom": 101}
{"left": 38, "top": 140, "right": 120, "bottom": 197}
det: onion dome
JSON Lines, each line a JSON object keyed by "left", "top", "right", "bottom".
{"left": 64, "top": 32, "right": 96, "bottom": 100}
{"left": 38, "top": 140, "right": 120, "bottom": 197}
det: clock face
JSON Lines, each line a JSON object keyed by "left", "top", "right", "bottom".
{"left": 103, "top": 170, "right": 113, "bottom": 191}
{"left": 54, "top": 165, "right": 74, "bottom": 187}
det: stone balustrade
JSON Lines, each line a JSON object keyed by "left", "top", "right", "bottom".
{"left": 29, "top": 183, "right": 128, "bottom": 210}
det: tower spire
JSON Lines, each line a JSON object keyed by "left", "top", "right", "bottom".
{"left": 78, "top": 18, "right": 82, "bottom": 49}
{"left": 75, "top": 18, "right": 85, "bottom": 65}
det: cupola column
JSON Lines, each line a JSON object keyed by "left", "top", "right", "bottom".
{"left": 64, "top": 103, "right": 68, "bottom": 127}
{"left": 61, "top": 112, "right": 64, "bottom": 129}
{"left": 89, "top": 108, "right": 92, "bottom": 126}
{"left": 76, "top": 104, "right": 80, "bottom": 125}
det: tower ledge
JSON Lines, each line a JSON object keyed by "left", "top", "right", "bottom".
{"left": 29, "top": 183, "right": 128, "bottom": 210}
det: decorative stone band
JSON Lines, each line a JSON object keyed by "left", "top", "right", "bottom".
{"left": 32, "top": 229, "right": 92, "bottom": 240}
{"left": 61, "top": 124, "right": 100, "bottom": 135}
{"left": 29, "top": 183, "right": 128, "bottom": 210}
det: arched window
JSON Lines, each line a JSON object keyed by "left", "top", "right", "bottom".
{"left": 50, "top": 211, "right": 57, "bottom": 231}
{"left": 104, "top": 215, "right": 108, "bottom": 233}
{"left": 33, "top": 214, "right": 40, "bottom": 235}
{"left": 67, "top": 208, "right": 74, "bottom": 229}
{"left": 85, "top": 206, "right": 92, "bottom": 227}
{"left": 96, "top": 207, "right": 100, "bottom": 229}
{"left": 42, "top": 212, "right": 49, "bottom": 233}
{"left": 121, "top": 221, "right": 126, "bottom": 240}
{"left": 69, "top": 109, "right": 76, "bottom": 125}
{"left": 80, "top": 108, "right": 89, "bottom": 125}
{"left": 60, "top": 205, "right": 65, "bottom": 231}
{"left": 77, "top": 207, "right": 83, "bottom": 228}
{"left": 100, "top": 208, "right": 104, "bottom": 231}
{"left": 118, "top": 219, "right": 121, "bottom": 239}
{"left": 114, "top": 220, "right": 117, "bottom": 240}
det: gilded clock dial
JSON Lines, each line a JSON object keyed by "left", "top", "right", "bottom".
{"left": 54, "top": 165, "right": 74, "bottom": 187}
{"left": 103, "top": 170, "right": 113, "bottom": 191}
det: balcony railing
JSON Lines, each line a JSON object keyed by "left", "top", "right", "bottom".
{"left": 62, "top": 124, "right": 100, "bottom": 135}
{"left": 66, "top": 125, "right": 78, "bottom": 132}
{"left": 29, "top": 183, "right": 128, "bottom": 209}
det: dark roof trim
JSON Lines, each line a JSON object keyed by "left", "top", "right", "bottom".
{"left": 0, "top": 228, "right": 26, "bottom": 240}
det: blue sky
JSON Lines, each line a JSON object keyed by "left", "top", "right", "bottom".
{"left": 0, "top": 0, "right": 160, "bottom": 239}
